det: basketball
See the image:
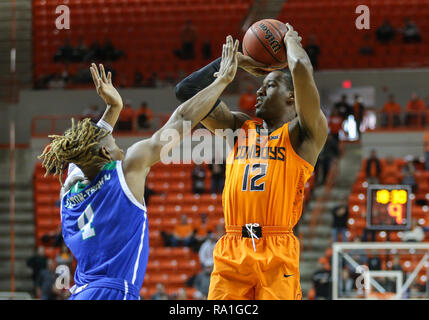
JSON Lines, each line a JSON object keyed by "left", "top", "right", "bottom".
{"left": 242, "top": 19, "right": 288, "bottom": 69}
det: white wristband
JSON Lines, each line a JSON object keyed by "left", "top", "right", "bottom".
{"left": 96, "top": 118, "right": 113, "bottom": 133}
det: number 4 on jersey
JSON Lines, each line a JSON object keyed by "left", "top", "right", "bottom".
{"left": 77, "top": 204, "right": 96, "bottom": 240}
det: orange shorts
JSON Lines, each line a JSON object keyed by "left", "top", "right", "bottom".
{"left": 207, "top": 225, "right": 302, "bottom": 300}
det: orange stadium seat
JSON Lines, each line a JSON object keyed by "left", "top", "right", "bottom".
{"left": 33, "top": 0, "right": 429, "bottom": 85}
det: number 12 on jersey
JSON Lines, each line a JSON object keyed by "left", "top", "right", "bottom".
{"left": 242, "top": 163, "right": 268, "bottom": 191}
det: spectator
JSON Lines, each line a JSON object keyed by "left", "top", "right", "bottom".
{"left": 172, "top": 287, "right": 188, "bottom": 300}
{"left": 61, "top": 68, "right": 70, "bottom": 84}
{"left": 333, "top": 95, "right": 352, "bottom": 121}
{"left": 311, "top": 257, "right": 332, "bottom": 300}
{"left": 55, "top": 243, "right": 73, "bottom": 270}
{"left": 82, "top": 104, "right": 101, "bottom": 122}
{"left": 350, "top": 236, "right": 368, "bottom": 265}
{"left": 359, "top": 34, "right": 374, "bottom": 56}
{"left": 198, "top": 231, "right": 217, "bottom": 268}
{"left": 381, "top": 94, "right": 402, "bottom": 127}
{"left": 170, "top": 214, "right": 196, "bottom": 248}
{"left": 405, "top": 92, "right": 426, "bottom": 127}
{"left": 144, "top": 186, "right": 156, "bottom": 206}
{"left": 340, "top": 266, "right": 354, "bottom": 297}
{"left": 174, "top": 20, "right": 198, "bottom": 60}
{"left": 328, "top": 108, "right": 343, "bottom": 142}
{"left": 41, "top": 225, "right": 64, "bottom": 247}
{"left": 401, "top": 160, "right": 417, "bottom": 193}
{"left": 133, "top": 71, "right": 144, "bottom": 87}
{"left": 408, "top": 283, "right": 425, "bottom": 298}
{"left": 53, "top": 225, "right": 64, "bottom": 247}
{"left": 145, "top": 72, "right": 158, "bottom": 88}
{"left": 192, "top": 265, "right": 212, "bottom": 299}
{"left": 238, "top": 85, "right": 257, "bottom": 118}
{"left": 352, "top": 94, "right": 365, "bottom": 139}
{"left": 375, "top": 19, "right": 395, "bottom": 44}
{"left": 47, "top": 73, "right": 65, "bottom": 89}
{"left": 423, "top": 129, "right": 429, "bottom": 171}
{"left": 164, "top": 72, "right": 177, "bottom": 87}
{"left": 401, "top": 18, "right": 422, "bottom": 43}
{"left": 117, "top": 102, "right": 135, "bottom": 132}
{"left": 26, "top": 246, "right": 48, "bottom": 296}
{"left": 34, "top": 74, "right": 51, "bottom": 89}
{"left": 214, "top": 218, "right": 225, "bottom": 239}
{"left": 192, "top": 164, "right": 206, "bottom": 194}
{"left": 362, "top": 227, "right": 377, "bottom": 242}
{"left": 102, "top": 39, "right": 124, "bottom": 61}
{"left": 365, "top": 149, "right": 382, "bottom": 184}
{"left": 304, "top": 34, "right": 321, "bottom": 70}
{"left": 194, "top": 213, "right": 211, "bottom": 249}
{"left": 208, "top": 162, "right": 225, "bottom": 194}
{"left": 84, "top": 41, "right": 103, "bottom": 62}
{"left": 402, "top": 219, "right": 425, "bottom": 242}
{"left": 72, "top": 37, "right": 88, "bottom": 62}
{"left": 151, "top": 283, "right": 169, "bottom": 300}
{"left": 53, "top": 38, "right": 74, "bottom": 63}
{"left": 331, "top": 197, "right": 349, "bottom": 242}
{"left": 73, "top": 63, "right": 93, "bottom": 84}
{"left": 136, "top": 101, "right": 153, "bottom": 130}
{"left": 315, "top": 133, "right": 340, "bottom": 186}
{"left": 36, "top": 259, "right": 59, "bottom": 300}
{"left": 381, "top": 155, "right": 400, "bottom": 184}
{"left": 201, "top": 39, "right": 212, "bottom": 60}
{"left": 368, "top": 250, "right": 382, "bottom": 270}
{"left": 391, "top": 255, "right": 403, "bottom": 273}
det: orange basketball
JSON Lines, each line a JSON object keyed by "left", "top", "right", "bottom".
{"left": 242, "top": 19, "right": 288, "bottom": 69}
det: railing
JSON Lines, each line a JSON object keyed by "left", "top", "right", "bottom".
{"left": 0, "top": 292, "right": 32, "bottom": 300}
{"left": 31, "top": 113, "right": 172, "bottom": 137}
{"left": 372, "top": 110, "right": 429, "bottom": 131}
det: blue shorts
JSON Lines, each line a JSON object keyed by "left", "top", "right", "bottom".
{"left": 69, "top": 278, "right": 140, "bottom": 300}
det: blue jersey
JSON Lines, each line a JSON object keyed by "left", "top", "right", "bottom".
{"left": 61, "top": 160, "right": 149, "bottom": 299}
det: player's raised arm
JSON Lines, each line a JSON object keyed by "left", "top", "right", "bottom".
{"left": 90, "top": 63, "right": 123, "bottom": 129}
{"left": 123, "top": 36, "right": 239, "bottom": 174}
{"left": 60, "top": 64, "right": 123, "bottom": 196}
{"left": 175, "top": 46, "right": 271, "bottom": 134}
{"left": 284, "top": 23, "right": 328, "bottom": 150}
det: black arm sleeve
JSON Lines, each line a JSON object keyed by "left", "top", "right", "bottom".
{"left": 175, "top": 58, "right": 222, "bottom": 119}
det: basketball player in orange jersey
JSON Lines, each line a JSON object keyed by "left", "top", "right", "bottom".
{"left": 175, "top": 23, "right": 328, "bottom": 299}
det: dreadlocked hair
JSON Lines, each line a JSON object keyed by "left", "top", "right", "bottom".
{"left": 38, "top": 118, "right": 110, "bottom": 186}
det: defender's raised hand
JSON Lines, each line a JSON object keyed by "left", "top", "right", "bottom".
{"left": 284, "top": 23, "right": 303, "bottom": 48}
{"left": 90, "top": 63, "right": 123, "bottom": 108}
{"left": 214, "top": 35, "right": 239, "bottom": 84}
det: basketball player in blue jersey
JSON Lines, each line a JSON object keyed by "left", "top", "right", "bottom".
{"left": 38, "top": 36, "right": 240, "bottom": 300}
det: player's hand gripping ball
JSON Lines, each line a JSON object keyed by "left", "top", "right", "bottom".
{"left": 242, "top": 19, "right": 288, "bottom": 69}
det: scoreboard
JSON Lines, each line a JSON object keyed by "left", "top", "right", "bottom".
{"left": 366, "top": 185, "right": 412, "bottom": 231}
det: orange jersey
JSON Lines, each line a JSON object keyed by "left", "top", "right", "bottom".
{"left": 222, "top": 120, "right": 314, "bottom": 229}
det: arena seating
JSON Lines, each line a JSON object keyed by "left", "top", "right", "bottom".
{"left": 32, "top": 0, "right": 429, "bottom": 87}
{"left": 32, "top": 0, "right": 254, "bottom": 87}
{"left": 277, "top": 0, "right": 429, "bottom": 69}
{"left": 33, "top": 162, "right": 62, "bottom": 249}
